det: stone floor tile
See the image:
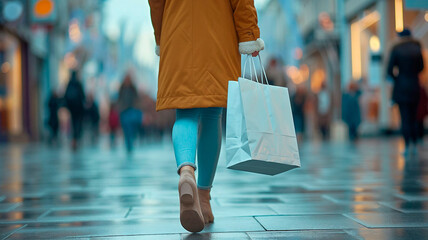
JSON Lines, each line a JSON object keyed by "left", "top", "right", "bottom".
{"left": 210, "top": 205, "right": 277, "bottom": 217}
{"left": 39, "top": 208, "right": 129, "bottom": 222}
{"left": 395, "top": 193, "right": 428, "bottom": 201}
{"left": 0, "top": 203, "right": 20, "bottom": 213}
{"left": 323, "top": 192, "right": 398, "bottom": 203}
{"left": 0, "top": 210, "right": 47, "bottom": 223}
{"left": 2, "top": 192, "right": 47, "bottom": 204}
{"left": 379, "top": 200, "right": 428, "bottom": 213}
{"left": 247, "top": 230, "right": 357, "bottom": 240}
{"left": 269, "top": 202, "right": 394, "bottom": 215}
{"left": 216, "top": 197, "right": 283, "bottom": 206}
{"left": 277, "top": 193, "right": 331, "bottom": 204}
{"left": 200, "top": 217, "right": 265, "bottom": 233}
{"left": 345, "top": 228, "right": 428, "bottom": 240}
{"left": 181, "top": 232, "right": 251, "bottom": 240}
{"left": 125, "top": 206, "right": 178, "bottom": 219}
{"left": 302, "top": 184, "right": 383, "bottom": 192}
{"left": 49, "top": 206, "right": 128, "bottom": 212}
{"left": 7, "top": 220, "right": 185, "bottom": 239}
{"left": 127, "top": 205, "right": 277, "bottom": 220}
{"left": 13, "top": 202, "right": 123, "bottom": 212}
{"left": 0, "top": 224, "right": 26, "bottom": 240}
{"left": 8, "top": 216, "right": 263, "bottom": 239}
{"left": 91, "top": 234, "right": 181, "bottom": 239}
{"left": 255, "top": 215, "right": 364, "bottom": 230}
{"left": 345, "top": 212, "right": 428, "bottom": 228}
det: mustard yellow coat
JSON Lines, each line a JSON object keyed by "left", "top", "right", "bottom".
{"left": 149, "top": 0, "right": 261, "bottom": 111}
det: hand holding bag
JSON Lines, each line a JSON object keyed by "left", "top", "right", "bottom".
{"left": 225, "top": 56, "right": 301, "bottom": 175}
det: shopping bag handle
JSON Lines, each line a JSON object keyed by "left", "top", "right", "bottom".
{"left": 242, "top": 55, "right": 270, "bottom": 85}
{"left": 242, "top": 55, "right": 259, "bottom": 83}
{"left": 257, "top": 55, "right": 269, "bottom": 85}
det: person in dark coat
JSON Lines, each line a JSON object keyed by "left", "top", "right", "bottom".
{"left": 291, "top": 85, "right": 307, "bottom": 142}
{"left": 387, "top": 28, "right": 424, "bottom": 154}
{"left": 47, "top": 90, "right": 61, "bottom": 145}
{"left": 64, "top": 71, "right": 86, "bottom": 150}
{"left": 84, "top": 93, "right": 100, "bottom": 144}
{"left": 342, "top": 82, "right": 362, "bottom": 142}
{"left": 316, "top": 82, "right": 332, "bottom": 140}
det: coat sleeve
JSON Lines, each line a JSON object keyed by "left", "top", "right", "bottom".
{"left": 230, "top": 0, "right": 264, "bottom": 54}
{"left": 148, "top": 0, "right": 166, "bottom": 46}
{"left": 416, "top": 44, "right": 424, "bottom": 73}
{"left": 230, "top": 0, "right": 260, "bottom": 42}
{"left": 79, "top": 82, "right": 86, "bottom": 104}
{"left": 387, "top": 47, "right": 397, "bottom": 81}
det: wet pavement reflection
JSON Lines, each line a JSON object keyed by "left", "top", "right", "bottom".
{"left": 0, "top": 138, "right": 427, "bottom": 239}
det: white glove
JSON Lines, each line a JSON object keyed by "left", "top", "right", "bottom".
{"left": 239, "top": 38, "right": 265, "bottom": 55}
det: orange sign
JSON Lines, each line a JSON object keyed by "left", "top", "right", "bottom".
{"left": 34, "top": 0, "right": 54, "bottom": 17}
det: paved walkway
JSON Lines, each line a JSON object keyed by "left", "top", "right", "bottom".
{"left": 0, "top": 137, "right": 428, "bottom": 239}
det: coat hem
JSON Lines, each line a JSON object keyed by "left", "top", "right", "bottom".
{"left": 156, "top": 95, "right": 228, "bottom": 111}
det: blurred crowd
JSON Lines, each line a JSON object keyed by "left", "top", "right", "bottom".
{"left": 268, "top": 28, "right": 427, "bottom": 147}
{"left": 46, "top": 69, "right": 174, "bottom": 152}
{"left": 287, "top": 73, "right": 427, "bottom": 145}
{"left": 45, "top": 30, "right": 427, "bottom": 153}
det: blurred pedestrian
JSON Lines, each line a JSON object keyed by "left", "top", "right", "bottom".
{"left": 416, "top": 83, "right": 427, "bottom": 145}
{"left": 291, "top": 85, "right": 307, "bottom": 142}
{"left": 47, "top": 90, "right": 61, "bottom": 145}
{"left": 117, "top": 72, "right": 142, "bottom": 153}
{"left": 64, "top": 71, "right": 85, "bottom": 150}
{"left": 84, "top": 93, "right": 100, "bottom": 144}
{"left": 316, "top": 82, "right": 331, "bottom": 140}
{"left": 108, "top": 102, "right": 120, "bottom": 147}
{"left": 387, "top": 28, "right": 424, "bottom": 154}
{"left": 266, "top": 58, "right": 286, "bottom": 86}
{"left": 342, "top": 82, "right": 362, "bottom": 142}
{"left": 149, "top": 0, "right": 264, "bottom": 232}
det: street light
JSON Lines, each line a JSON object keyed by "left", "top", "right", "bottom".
{"left": 369, "top": 35, "right": 381, "bottom": 53}
{"left": 34, "top": 0, "right": 54, "bottom": 17}
{"left": 3, "top": 1, "right": 23, "bottom": 22}
{"left": 31, "top": 0, "right": 57, "bottom": 23}
{"left": 395, "top": 0, "right": 404, "bottom": 32}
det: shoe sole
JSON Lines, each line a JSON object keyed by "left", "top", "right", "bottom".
{"left": 179, "top": 182, "right": 204, "bottom": 232}
{"left": 180, "top": 209, "right": 205, "bottom": 232}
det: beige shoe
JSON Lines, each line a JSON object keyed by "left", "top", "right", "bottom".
{"left": 178, "top": 169, "right": 205, "bottom": 232}
{"left": 198, "top": 189, "right": 214, "bottom": 224}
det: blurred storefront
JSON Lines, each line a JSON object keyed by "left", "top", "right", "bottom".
{"left": 0, "top": 30, "right": 24, "bottom": 141}
{"left": 0, "top": 0, "right": 106, "bottom": 142}
{"left": 0, "top": 0, "right": 71, "bottom": 142}
{"left": 341, "top": 0, "right": 428, "bottom": 134}
{"left": 261, "top": 0, "right": 428, "bottom": 139}
{"left": 0, "top": 0, "right": 38, "bottom": 142}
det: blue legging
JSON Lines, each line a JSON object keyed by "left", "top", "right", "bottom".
{"left": 172, "top": 107, "right": 223, "bottom": 189}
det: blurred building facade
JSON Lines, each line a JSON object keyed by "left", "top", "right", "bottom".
{"left": 0, "top": 0, "right": 427, "bottom": 143}
{"left": 0, "top": 0, "right": 106, "bottom": 142}
{"left": 260, "top": 0, "right": 428, "bottom": 139}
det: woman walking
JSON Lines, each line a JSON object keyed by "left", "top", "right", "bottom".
{"left": 117, "top": 73, "right": 142, "bottom": 153}
{"left": 149, "top": 0, "right": 264, "bottom": 232}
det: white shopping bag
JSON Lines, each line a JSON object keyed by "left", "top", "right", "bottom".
{"left": 225, "top": 56, "right": 300, "bottom": 175}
